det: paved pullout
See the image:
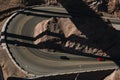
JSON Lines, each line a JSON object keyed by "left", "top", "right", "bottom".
{"left": 1, "top": 7, "right": 119, "bottom": 77}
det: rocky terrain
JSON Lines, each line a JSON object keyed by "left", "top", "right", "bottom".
{"left": 34, "top": 17, "right": 109, "bottom": 57}
{"left": 0, "top": 0, "right": 120, "bottom": 80}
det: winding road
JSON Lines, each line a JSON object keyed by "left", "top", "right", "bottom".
{"left": 1, "top": 6, "right": 119, "bottom": 77}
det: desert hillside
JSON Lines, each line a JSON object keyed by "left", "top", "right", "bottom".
{"left": 0, "top": 0, "right": 120, "bottom": 80}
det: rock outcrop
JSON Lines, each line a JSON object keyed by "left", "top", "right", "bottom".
{"left": 34, "top": 17, "right": 113, "bottom": 57}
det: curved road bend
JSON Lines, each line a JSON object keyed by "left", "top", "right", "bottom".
{"left": 2, "top": 7, "right": 119, "bottom": 76}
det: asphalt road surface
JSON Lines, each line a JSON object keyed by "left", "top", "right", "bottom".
{"left": 2, "top": 7, "right": 119, "bottom": 76}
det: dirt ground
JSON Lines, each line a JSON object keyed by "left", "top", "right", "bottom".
{"left": 0, "top": 0, "right": 120, "bottom": 80}
{"left": 0, "top": 1, "right": 26, "bottom": 77}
